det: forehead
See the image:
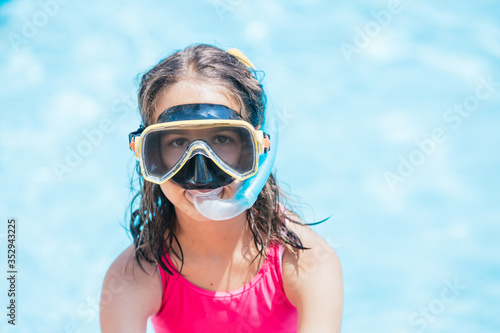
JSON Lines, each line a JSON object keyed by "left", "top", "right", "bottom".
{"left": 154, "top": 81, "right": 242, "bottom": 123}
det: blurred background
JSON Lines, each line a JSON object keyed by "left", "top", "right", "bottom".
{"left": 1, "top": 0, "right": 499, "bottom": 332}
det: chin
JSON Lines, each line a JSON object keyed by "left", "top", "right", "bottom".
{"left": 185, "top": 209, "right": 214, "bottom": 222}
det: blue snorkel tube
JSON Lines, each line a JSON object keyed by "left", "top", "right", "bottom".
{"left": 192, "top": 102, "right": 278, "bottom": 221}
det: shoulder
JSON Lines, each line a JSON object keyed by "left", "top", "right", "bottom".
{"left": 100, "top": 244, "right": 163, "bottom": 333}
{"left": 281, "top": 223, "right": 343, "bottom": 298}
{"left": 281, "top": 223, "right": 343, "bottom": 332}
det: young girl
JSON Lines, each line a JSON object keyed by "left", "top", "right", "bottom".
{"left": 100, "top": 44, "right": 343, "bottom": 332}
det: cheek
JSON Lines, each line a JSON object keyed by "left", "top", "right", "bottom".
{"left": 160, "top": 181, "right": 184, "bottom": 205}
{"left": 221, "top": 180, "right": 243, "bottom": 200}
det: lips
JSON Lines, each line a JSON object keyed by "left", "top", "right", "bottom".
{"left": 185, "top": 187, "right": 223, "bottom": 202}
{"left": 188, "top": 187, "right": 223, "bottom": 197}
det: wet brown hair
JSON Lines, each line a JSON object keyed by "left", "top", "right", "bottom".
{"left": 129, "top": 44, "right": 310, "bottom": 275}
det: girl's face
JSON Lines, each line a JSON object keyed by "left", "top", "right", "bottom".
{"left": 153, "top": 80, "right": 244, "bottom": 222}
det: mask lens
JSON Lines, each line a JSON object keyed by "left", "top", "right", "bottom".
{"left": 142, "top": 130, "right": 171, "bottom": 179}
{"left": 141, "top": 124, "right": 256, "bottom": 181}
{"left": 208, "top": 127, "right": 255, "bottom": 173}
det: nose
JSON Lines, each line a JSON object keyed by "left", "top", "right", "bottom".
{"left": 171, "top": 152, "right": 235, "bottom": 189}
{"left": 188, "top": 154, "right": 213, "bottom": 185}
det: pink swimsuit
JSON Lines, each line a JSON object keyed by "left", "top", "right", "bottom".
{"left": 150, "top": 242, "right": 298, "bottom": 332}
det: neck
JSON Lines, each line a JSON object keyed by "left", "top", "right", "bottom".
{"left": 173, "top": 208, "right": 252, "bottom": 260}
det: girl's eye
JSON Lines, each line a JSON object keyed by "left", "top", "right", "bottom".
{"left": 214, "top": 135, "right": 231, "bottom": 144}
{"left": 170, "top": 138, "right": 188, "bottom": 147}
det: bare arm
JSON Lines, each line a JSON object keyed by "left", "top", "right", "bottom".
{"left": 100, "top": 245, "right": 162, "bottom": 333}
{"left": 282, "top": 225, "right": 344, "bottom": 332}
